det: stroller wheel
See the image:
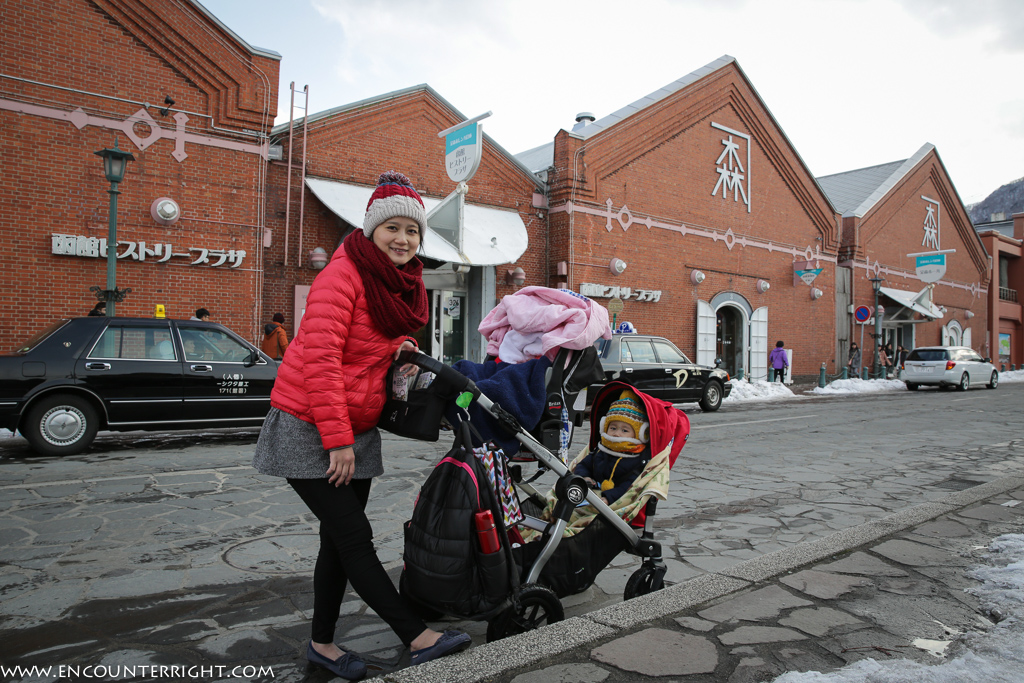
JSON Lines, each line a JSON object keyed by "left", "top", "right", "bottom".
{"left": 624, "top": 564, "right": 666, "bottom": 600}
{"left": 485, "top": 583, "right": 563, "bottom": 642}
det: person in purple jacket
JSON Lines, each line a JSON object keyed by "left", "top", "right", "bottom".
{"left": 769, "top": 340, "right": 789, "bottom": 382}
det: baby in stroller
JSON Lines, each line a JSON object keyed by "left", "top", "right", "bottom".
{"left": 574, "top": 389, "right": 651, "bottom": 505}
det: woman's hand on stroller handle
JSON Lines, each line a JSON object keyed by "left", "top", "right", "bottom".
{"left": 395, "top": 349, "right": 479, "bottom": 396}
{"left": 395, "top": 340, "right": 419, "bottom": 377}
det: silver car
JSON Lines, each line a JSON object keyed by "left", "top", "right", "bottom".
{"left": 902, "top": 346, "right": 998, "bottom": 391}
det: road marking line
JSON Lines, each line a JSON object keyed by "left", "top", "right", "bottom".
{"left": 691, "top": 415, "right": 818, "bottom": 430}
{"left": 0, "top": 465, "right": 251, "bottom": 490}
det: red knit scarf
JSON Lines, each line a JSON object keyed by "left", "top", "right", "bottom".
{"left": 344, "top": 231, "right": 428, "bottom": 338}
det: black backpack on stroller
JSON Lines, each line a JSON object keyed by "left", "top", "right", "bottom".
{"left": 401, "top": 420, "right": 518, "bottom": 620}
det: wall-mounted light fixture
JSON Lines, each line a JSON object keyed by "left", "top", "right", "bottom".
{"left": 810, "top": 287, "right": 823, "bottom": 300}
{"left": 609, "top": 258, "right": 627, "bottom": 275}
{"left": 756, "top": 279, "right": 770, "bottom": 294}
{"left": 158, "top": 96, "right": 175, "bottom": 117}
{"left": 965, "top": 310, "right": 975, "bottom": 319}
{"left": 506, "top": 267, "right": 526, "bottom": 286}
{"left": 151, "top": 197, "right": 181, "bottom": 226}
{"left": 309, "top": 247, "right": 328, "bottom": 270}
{"left": 690, "top": 270, "right": 705, "bottom": 285}
{"left": 451, "top": 263, "right": 470, "bottom": 274}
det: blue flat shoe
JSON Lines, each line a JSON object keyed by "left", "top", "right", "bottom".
{"left": 306, "top": 641, "right": 367, "bottom": 680}
{"left": 410, "top": 629, "right": 472, "bottom": 666}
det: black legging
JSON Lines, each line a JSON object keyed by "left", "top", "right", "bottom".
{"left": 288, "top": 477, "right": 426, "bottom": 646}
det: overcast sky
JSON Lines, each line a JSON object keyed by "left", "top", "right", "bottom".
{"left": 205, "top": 0, "right": 1022, "bottom": 205}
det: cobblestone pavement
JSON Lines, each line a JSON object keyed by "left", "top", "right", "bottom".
{"left": 0, "top": 383, "right": 1021, "bottom": 681}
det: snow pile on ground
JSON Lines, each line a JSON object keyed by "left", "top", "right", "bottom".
{"left": 724, "top": 378, "right": 796, "bottom": 403}
{"left": 1001, "top": 369, "right": 1024, "bottom": 383}
{"left": 772, "top": 533, "right": 1024, "bottom": 682}
{"left": 810, "top": 377, "right": 907, "bottom": 395}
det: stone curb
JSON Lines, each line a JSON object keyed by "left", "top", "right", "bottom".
{"left": 376, "top": 473, "right": 1024, "bottom": 683}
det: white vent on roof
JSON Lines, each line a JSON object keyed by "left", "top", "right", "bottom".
{"left": 572, "top": 112, "right": 596, "bottom": 132}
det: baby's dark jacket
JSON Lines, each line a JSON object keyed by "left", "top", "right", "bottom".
{"left": 573, "top": 444, "right": 651, "bottom": 504}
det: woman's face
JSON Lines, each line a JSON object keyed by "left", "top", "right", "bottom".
{"left": 372, "top": 217, "right": 420, "bottom": 266}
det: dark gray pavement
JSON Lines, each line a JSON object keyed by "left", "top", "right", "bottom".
{"left": 0, "top": 382, "right": 1022, "bottom": 681}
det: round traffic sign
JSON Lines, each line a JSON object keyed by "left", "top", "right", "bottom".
{"left": 854, "top": 305, "right": 871, "bottom": 322}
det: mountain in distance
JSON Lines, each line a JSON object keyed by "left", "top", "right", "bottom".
{"left": 969, "top": 177, "right": 1024, "bottom": 225}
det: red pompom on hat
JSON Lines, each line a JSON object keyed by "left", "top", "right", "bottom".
{"left": 362, "top": 171, "right": 427, "bottom": 239}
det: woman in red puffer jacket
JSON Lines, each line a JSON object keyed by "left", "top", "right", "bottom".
{"left": 253, "top": 172, "right": 471, "bottom": 677}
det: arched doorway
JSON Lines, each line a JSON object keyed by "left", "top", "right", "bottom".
{"left": 716, "top": 305, "right": 745, "bottom": 378}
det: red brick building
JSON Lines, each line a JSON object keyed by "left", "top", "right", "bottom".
{"left": 0, "top": 0, "right": 280, "bottom": 341}
{"left": 819, "top": 144, "right": 991, "bottom": 369}
{"left": 262, "top": 85, "right": 545, "bottom": 363}
{"left": 520, "top": 56, "right": 839, "bottom": 381}
{"left": 977, "top": 213, "right": 1023, "bottom": 367}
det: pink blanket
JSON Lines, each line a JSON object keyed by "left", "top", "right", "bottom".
{"left": 479, "top": 286, "right": 612, "bottom": 362}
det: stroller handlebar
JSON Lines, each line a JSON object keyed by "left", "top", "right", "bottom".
{"left": 397, "top": 350, "right": 479, "bottom": 397}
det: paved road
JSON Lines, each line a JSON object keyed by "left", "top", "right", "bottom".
{"left": 0, "top": 383, "right": 1021, "bottom": 680}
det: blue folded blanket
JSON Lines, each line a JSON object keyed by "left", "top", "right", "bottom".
{"left": 445, "top": 356, "right": 553, "bottom": 454}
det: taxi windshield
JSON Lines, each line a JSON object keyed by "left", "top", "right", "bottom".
{"left": 11, "top": 319, "right": 70, "bottom": 354}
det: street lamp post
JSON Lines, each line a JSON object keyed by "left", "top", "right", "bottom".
{"left": 94, "top": 139, "right": 135, "bottom": 316}
{"left": 869, "top": 275, "right": 884, "bottom": 378}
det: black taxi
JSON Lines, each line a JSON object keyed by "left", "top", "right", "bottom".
{"left": 590, "top": 332, "right": 732, "bottom": 411}
{"left": 0, "top": 317, "right": 277, "bottom": 456}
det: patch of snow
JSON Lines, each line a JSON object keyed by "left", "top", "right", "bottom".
{"left": 772, "top": 533, "right": 1024, "bottom": 682}
{"left": 1000, "top": 369, "right": 1024, "bottom": 383}
{"left": 723, "top": 378, "right": 796, "bottom": 403}
{"left": 810, "top": 377, "right": 907, "bottom": 395}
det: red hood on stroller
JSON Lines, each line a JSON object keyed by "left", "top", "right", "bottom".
{"left": 589, "top": 381, "right": 690, "bottom": 470}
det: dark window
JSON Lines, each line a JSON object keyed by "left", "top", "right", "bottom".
{"left": 907, "top": 349, "right": 948, "bottom": 362}
{"left": 622, "top": 339, "right": 657, "bottom": 363}
{"left": 653, "top": 340, "right": 689, "bottom": 364}
{"left": 89, "top": 326, "right": 176, "bottom": 360}
{"left": 178, "top": 326, "right": 251, "bottom": 363}
{"left": 12, "top": 320, "right": 71, "bottom": 354}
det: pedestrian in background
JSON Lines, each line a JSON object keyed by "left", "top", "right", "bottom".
{"left": 847, "top": 342, "right": 861, "bottom": 378}
{"left": 895, "top": 344, "right": 909, "bottom": 375}
{"left": 87, "top": 302, "right": 106, "bottom": 317}
{"left": 262, "top": 312, "right": 290, "bottom": 360}
{"left": 252, "top": 171, "right": 470, "bottom": 678}
{"left": 191, "top": 308, "right": 211, "bottom": 321}
{"left": 769, "top": 340, "right": 789, "bottom": 382}
{"left": 877, "top": 343, "right": 891, "bottom": 378}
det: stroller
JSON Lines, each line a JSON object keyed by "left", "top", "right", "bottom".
{"left": 395, "top": 350, "right": 691, "bottom": 642}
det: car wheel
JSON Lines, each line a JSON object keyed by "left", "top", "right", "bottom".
{"left": 22, "top": 394, "right": 99, "bottom": 456}
{"left": 958, "top": 373, "right": 969, "bottom": 392}
{"left": 906, "top": 382, "right": 918, "bottom": 391}
{"left": 987, "top": 372, "right": 998, "bottom": 389}
{"left": 698, "top": 380, "right": 723, "bottom": 412}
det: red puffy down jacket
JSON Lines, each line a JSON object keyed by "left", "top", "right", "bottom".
{"left": 270, "top": 243, "right": 409, "bottom": 451}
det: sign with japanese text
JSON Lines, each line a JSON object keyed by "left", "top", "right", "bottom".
{"left": 795, "top": 268, "right": 823, "bottom": 286}
{"left": 580, "top": 283, "right": 661, "bottom": 302}
{"left": 710, "top": 122, "right": 751, "bottom": 213}
{"left": 51, "top": 234, "right": 246, "bottom": 269}
{"left": 915, "top": 253, "right": 946, "bottom": 283}
{"left": 445, "top": 122, "right": 482, "bottom": 183}
{"left": 921, "top": 196, "right": 940, "bottom": 250}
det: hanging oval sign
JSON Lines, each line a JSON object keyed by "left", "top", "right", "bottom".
{"left": 915, "top": 253, "right": 946, "bottom": 283}
{"left": 445, "top": 122, "right": 483, "bottom": 183}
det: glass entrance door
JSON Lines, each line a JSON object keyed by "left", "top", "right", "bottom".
{"left": 413, "top": 290, "right": 467, "bottom": 363}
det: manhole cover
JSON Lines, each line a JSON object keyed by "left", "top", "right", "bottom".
{"left": 224, "top": 533, "right": 319, "bottom": 574}
{"left": 932, "top": 478, "right": 985, "bottom": 491}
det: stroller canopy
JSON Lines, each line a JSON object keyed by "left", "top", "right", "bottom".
{"left": 589, "top": 381, "right": 691, "bottom": 471}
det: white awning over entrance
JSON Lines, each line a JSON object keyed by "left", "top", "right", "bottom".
{"left": 305, "top": 177, "right": 528, "bottom": 266}
{"left": 880, "top": 286, "right": 944, "bottom": 319}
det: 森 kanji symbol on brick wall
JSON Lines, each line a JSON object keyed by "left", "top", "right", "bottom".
{"left": 710, "top": 122, "right": 752, "bottom": 213}
{"left": 922, "top": 198, "right": 940, "bottom": 251}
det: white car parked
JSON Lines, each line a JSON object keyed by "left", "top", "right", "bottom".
{"left": 902, "top": 346, "right": 998, "bottom": 391}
